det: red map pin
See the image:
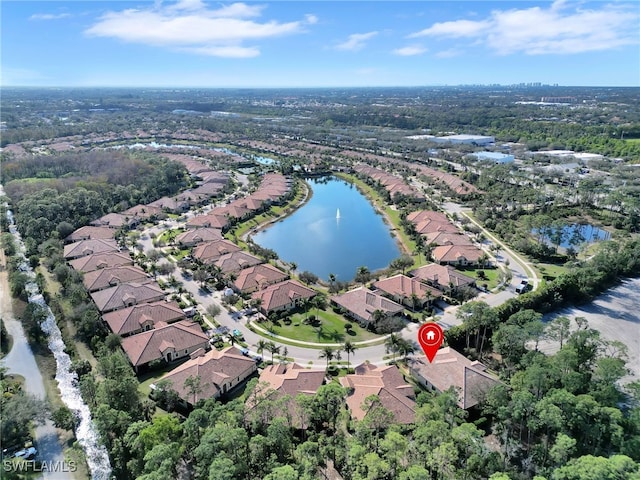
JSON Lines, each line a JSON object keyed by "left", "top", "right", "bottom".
{"left": 418, "top": 322, "right": 444, "bottom": 363}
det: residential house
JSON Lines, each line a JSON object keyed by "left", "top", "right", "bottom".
{"left": 175, "top": 228, "right": 223, "bottom": 247}
{"left": 192, "top": 239, "right": 241, "bottom": 264}
{"left": 409, "top": 264, "right": 476, "bottom": 293}
{"left": 121, "top": 320, "right": 209, "bottom": 371}
{"left": 102, "top": 300, "right": 185, "bottom": 337}
{"left": 410, "top": 348, "right": 500, "bottom": 409}
{"left": 372, "top": 274, "right": 441, "bottom": 309}
{"left": 431, "top": 245, "right": 484, "bottom": 266}
{"left": 156, "top": 346, "right": 257, "bottom": 406}
{"left": 82, "top": 265, "right": 149, "bottom": 292}
{"left": 64, "top": 226, "right": 115, "bottom": 244}
{"left": 214, "top": 251, "right": 263, "bottom": 275}
{"left": 186, "top": 213, "right": 229, "bottom": 230}
{"left": 340, "top": 363, "right": 416, "bottom": 424}
{"left": 69, "top": 252, "right": 134, "bottom": 273}
{"left": 91, "top": 212, "right": 137, "bottom": 229}
{"left": 122, "top": 204, "right": 164, "bottom": 222}
{"left": 91, "top": 281, "right": 165, "bottom": 313}
{"left": 423, "top": 231, "right": 474, "bottom": 246}
{"left": 63, "top": 239, "right": 119, "bottom": 260}
{"left": 233, "top": 264, "right": 288, "bottom": 294}
{"left": 248, "top": 363, "right": 325, "bottom": 429}
{"left": 251, "top": 280, "right": 316, "bottom": 314}
{"left": 147, "top": 196, "right": 190, "bottom": 213}
{"left": 330, "top": 287, "right": 404, "bottom": 327}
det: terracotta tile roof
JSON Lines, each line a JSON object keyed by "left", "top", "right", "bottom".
{"left": 82, "top": 265, "right": 149, "bottom": 292}
{"left": 414, "top": 219, "right": 459, "bottom": 235}
{"left": 214, "top": 251, "right": 263, "bottom": 274}
{"left": 331, "top": 287, "right": 403, "bottom": 323}
{"left": 175, "top": 228, "right": 223, "bottom": 246}
{"left": 65, "top": 226, "right": 116, "bottom": 243}
{"left": 410, "top": 348, "right": 500, "bottom": 409}
{"left": 198, "top": 171, "right": 230, "bottom": 184}
{"left": 340, "top": 363, "right": 416, "bottom": 424}
{"left": 90, "top": 281, "right": 165, "bottom": 313}
{"left": 234, "top": 264, "right": 288, "bottom": 293}
{"left": 186, "top": 214, "right": 229, "bottom": 229}
{"left": 158, "top": 346, "right": 257, "bottom": 404}
{"left": 121, "top": 320, "right": 209, "bottom": 367}
{"left": 91, "top": 213, "right": 133, "bottom": 229}
{"left": 122, "top": 204, "right": 163, "bottom": 219}
{"left": 432, "top": 245, "right": 484, "bottom": 264}
{"left": 373, "top": 274, "right": 441, "bottom": 300}
{"left": 69, "top": 252, "right": 134, "bottom": 273}
{"left": 192, "top": 183, "right": 225, "bottom": 197}
{"left": 409, "top": 263, "right": 476, "bottom": 290}
{"left": 407, "top": 210, "right": 450, "bottom": 225}
{"left": 251, "top": 280, "right": 316, "bottom": 313}
{"left": 102, "top": 300, "right": 185, "bottom": 336}
{"left": 423, "top": 231, "right": 474, "bottom": 246}
{"left": 63, "top": 239, "right": 119, "bottom": 259}
{"left": 147, "top": 196, "right": 190, "bottom": 212}
{"left": 192, "top": 239, "right": 241, "bottom": 263}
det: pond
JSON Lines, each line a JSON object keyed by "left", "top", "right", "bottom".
{"left": 532, "top": 223, "right": 610, "bottom": 249}
{"left": 252, "top": 177, "right": 401, "bottom": 281}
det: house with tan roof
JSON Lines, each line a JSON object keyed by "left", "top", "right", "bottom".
{"left": 147, "top": 196, "right": 190, "bottom": 213}
{"left": 423, "top": 231, "right": 474, "bottom": 246}
{"left": 64, "top": 226, "right": 115, "bottom": 244}
{"left": 331, "top": 287, "right": 404, "bottom": 327}
{"left": 372, "top": 274, "right": 441, "bottom": 309}
{"left": 121, "top": 320, "right": 209, "bottom": 371}
{"left": 156, "top": 346, "right": 257, "bottom": 406}
{"left": 414, "top": 219, "right": 460, "bottom": 236}
{"left": 410, "top": 348, "right": 500, "bottom": 409}
{"left": 69, "top": 251, "right": 134, "bottom": 273}
{"left": 214, "top": 251, "right": 262, "bottom": 275}
{"left": 409, "top": 263, "right": 476, "bottom": 293}
{"left": 233, "top": 264, "right": 288, "bottom": 294}
{"left": 192, "top": 239, "right": 241, "bottom": 264}
{"left": 63, "top": 239, "right": 119, "bottom": 260}
{"left": 248, "top": 363, "right": 325, "bottom": 429}
{"left": 102, "top": 300, "right": 185, "bottom": 337}
{"left": 251, "top": 280, "right": 316, "bottom": 314}
{"left": 192, "top": 182, "right": 225, "bottom": 197}
{"left": 340, "top": 363, "right": 416, "bottom": 424}
{"left": 122, "top": 204, "right": 164, "bottom": 221}
{"left": 90, "top": 281, "right": 165, "bottom": 313}
{"left": 91, "top": 212, "right": 138, "bottom": 229}
{"left": 186, "top": 214, "right": 229, "bottom": 230}
{"left": 175, "top": 228, "right": 223, "bottom": 247}
{"left": 432, "top": 245, "right": 484, "bottom": 266}
{"left": 82, "top": 265, "right": 149, "bottom": 292}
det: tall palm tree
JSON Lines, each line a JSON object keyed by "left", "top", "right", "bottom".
{"left": 397, "top": 339, "right": 416, "bottom": 363}
{"left": 267, "top": 341, "right": 280, "bottom": 364}
{"left": 355, "top": 266, "right": 370, "bottom": 285}
{"left": 256, "top": 339, "right": 267, "bottom": 358}
{"left": 343, "top": 340, "right": 357, "bottom": 372}
{"left": 319, "top": 346, "right": 334, "bottom": 370}
{"left": 385, "top": 334, "right": 401, "bottom": 363}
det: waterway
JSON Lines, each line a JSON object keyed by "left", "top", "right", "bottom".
{"left": 4, "top": 205, "right": 112, "bottom": 479}
{"left": 252, "top": 177, "right": 401, "bottom": 281}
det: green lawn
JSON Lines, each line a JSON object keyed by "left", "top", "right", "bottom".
{"left": 460, "top": 267, "right": 502, "bottom": 290}
{"left": 536, "top": 262, "right": 569, "bottom": 281}
{"left": 157, "top": 227, "right": 185, "bottom": 245}
{"left": 137, "top": 358, "right": 189, "bottom": 397}
{"left": 263, "top": 308, "right": 380, "bottom": 344}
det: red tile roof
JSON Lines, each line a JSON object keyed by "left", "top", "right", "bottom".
{"left": 251, "top": 280, "right": 316, "bottom": 313}
{"left": 121, "top": 320, "right": 209, "bottom": 367}
{"left": 63, "top": 239, "right": 119, "bottom": 259}
{"left": 340, "top": 363, "right": 416, "bottom": 424}
{"left": 234, "top": 264, "right": 288, "bottom": 293}
{"left": 159, "top": 346, "right": 257, "bottom": 404}
{"left": 65, "top": 226, "right": 116, "bottom": 243}
{"left": 331, "top": 287, "right": 404, "bottom": 323}
{"left": 432, "top": 245, "right": 484, "bottom": 264}
{"left": 410, "top": 348, "right": 500, "bottom": 409}
{"left": 90, "top": 281, "right": 165, "bottom": 313}
{"left": 82, "top": 265, "right": 149, "bottom": 292}
{"left": 69, "top": 252, "right": 133, "bottom": 273}
{"left": 102, "top": 300, "right": 185, "bottom": 336}
{"left": 175, "top": 228, "right": 223, "bottom": 246}
{"left": 373, "top": 274, "right": 441, "bottom": 301}
{"left": 214, "top": 251, "right": 263, "bottom": 274}
{"left": 409, "top": 264, "right": 476, "bottom": 290}
{"left": 192, "top": 239, "right": 241, "bottom": 263}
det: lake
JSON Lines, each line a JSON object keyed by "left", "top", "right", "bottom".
{"left": 252, "top": 177, "right": 401, "bottom": 281}
{"left": 532, "top": 223, "right": 610, "bottom": 249}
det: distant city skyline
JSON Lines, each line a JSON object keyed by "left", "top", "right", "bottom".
{"left": 2, "top": 1, "right": 639, "bottom": 88}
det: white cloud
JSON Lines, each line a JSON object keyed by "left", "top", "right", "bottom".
{"left": 85, "top": 1, "right": 316, "bottom": 58}
{"left": 336, "top": 31, "right": 378, "bottom": 51}
{"left": 29, "top": 13, "right": 70, "bottom": 21}
{"left": 408, "top": 1, "right": 639, "bottom": 55}
{"left": 435, "top": 49, "right": 461, "bottom": 59}
{"left": 392, "top": 45, "right": 428, "bottom": 56}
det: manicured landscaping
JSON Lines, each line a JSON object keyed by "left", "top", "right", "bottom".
{"left": 262, "top": 308, "right": 380, "bottom": 344}
{"left": 462, "top": 266, "right": 502, "bottom": 290}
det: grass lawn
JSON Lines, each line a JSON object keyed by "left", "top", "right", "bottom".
{"left": 264, "top": 308, "right": 380, "bottom": 344}
{"left": 536, "top": 262, "right": 569, "bottom": 281}
{"left": 460, "top": 267, "right": 502, "bottom": 290}
{"left": 137, "top": 358, "right": 189, "bottom": 397}
{"left": 157, "top": 227, "right": 185, "bottom": 245}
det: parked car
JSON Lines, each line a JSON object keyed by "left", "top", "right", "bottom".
{"left": 14, "top": 447, "right": 37, "bottom": 460}
{"left": 232, "top": 329, "right": 244, "bottom": 340}
{"left": 516, "top": 279, "right": 531, "bottom": 294}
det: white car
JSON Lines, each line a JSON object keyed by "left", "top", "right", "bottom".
{"left": 14, "top": 447, "right": 37, "bottom": 460}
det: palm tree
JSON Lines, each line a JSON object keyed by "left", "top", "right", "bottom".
{"left": 397, "top": 339, "right": 416, "bottom": 363}
{"left": 328, "top": 273, "right": 336, "bottom": 286}
{"left": 289, "top": 261, "right": 298, "bottom": 275}
{"left": 183, "top": 375, "right": 202, "bottom": 406}
{"left": 371, "top": 309, "right": 386, "bottom": 331}
{"left": 355, "top": 266, "right": 370, "bottom": 285}
{"left": 343, "top": 340, "right": 357, "bottom": 372}
{"left": 267, "top": 341, "right": 280, "bottom": 364}
{"left": 256, "top": 339, "right": 267, "bottom": 358}
{"left": 319, "top": 346, "right": 334, "bottom": 370}
{"left": 282, "top": 346, "right": 289, "bottom": 364}
{"left": 385, "top": 334, "right": 401, "bottom": 363}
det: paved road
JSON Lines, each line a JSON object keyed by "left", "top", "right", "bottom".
{"left": 0, "top": 258, "right": 68, "bottom": 479}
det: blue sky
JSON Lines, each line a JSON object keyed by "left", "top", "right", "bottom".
{"left": 2, "top": 0, "right": 639, "bottom": 87}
